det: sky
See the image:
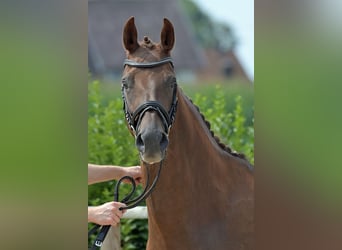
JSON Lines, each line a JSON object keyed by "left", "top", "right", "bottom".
{"left": 193, "top": 0, "right": 254, "bottom": 80}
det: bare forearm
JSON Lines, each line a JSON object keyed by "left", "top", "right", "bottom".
{"left": 88, "top": 206, "right": 98, "bottom": 223}
{"left": 88, "top": 164, "right": 125, "bottom": 185}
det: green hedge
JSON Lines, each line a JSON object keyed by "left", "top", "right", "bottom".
{"left": 192, "top": 85, "right": 254, "bottom": 163}
{"left": 88, "top": 81, "right": 254, "bottom": 249}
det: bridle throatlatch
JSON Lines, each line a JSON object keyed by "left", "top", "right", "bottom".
{"left": 89, "top": 57, "right": 177, "bottom": 249}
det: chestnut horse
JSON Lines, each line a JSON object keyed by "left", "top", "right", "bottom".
{"left": 121, "top": 17, "right": 254, "bottom": 250}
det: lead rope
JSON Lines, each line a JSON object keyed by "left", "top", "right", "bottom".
{"left": 88, "top": 161, "right": 163, "bottom": 249}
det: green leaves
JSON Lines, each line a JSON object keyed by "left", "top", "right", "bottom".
{"left": 121, "top": 219, "right": 148, "bottom": 250}
{"left": 193, "top": 85, "right": 254, "bottom": 164}
{"left": 88, "top": 81, "right": 138, "bottom": 166}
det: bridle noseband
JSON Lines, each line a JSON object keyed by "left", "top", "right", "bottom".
{"left": 121, "top": 57, "right": 178, "bottom": 136}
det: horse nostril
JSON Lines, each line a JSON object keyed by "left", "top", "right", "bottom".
{"left": 136, "top": 134, "right": 145, "bottom": 153}
{"left": 160, "top": 133, "right": 169, "bottom": 152}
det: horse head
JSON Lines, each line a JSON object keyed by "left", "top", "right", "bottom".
{"left": 121, "top": 17, "right": 177, "bottom": 164}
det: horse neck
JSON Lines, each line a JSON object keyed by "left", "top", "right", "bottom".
{"left": 145, "top": 88, "right": 228, "bottom": 198}
{"left": 167, "top": 88, "right": 229, "bottom": 167}
{"left": 143, "top": 88, "right": 254, "bottom": 249}
{"left": 161, "top": 87, "right": 253, "bottom": 184}
{"left": 144, "top": 87, "right": 253, "bottom": 243}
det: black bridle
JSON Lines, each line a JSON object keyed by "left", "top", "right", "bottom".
{"left": 89, "top": 57, "right": 178, "bottom": 249}
{"left": 121, "top": 57, "right": 178, "bottom": 136}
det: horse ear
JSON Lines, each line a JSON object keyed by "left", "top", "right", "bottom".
{"left": 123, "top": 17, "right": 139, "bottom": 53}
{"left": 160, "top": 18, "right": 175, "bottom": 52}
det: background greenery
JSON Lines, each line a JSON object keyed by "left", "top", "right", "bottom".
{"left": 88, "top": 80, "right": 254, "bottom": 249}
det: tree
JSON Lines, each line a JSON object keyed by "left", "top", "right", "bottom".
{"left": 179, "top": 0, "right": 236, "bottom": 52}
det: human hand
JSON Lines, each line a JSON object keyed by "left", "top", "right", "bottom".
{"left": 88, "top": 201, "right": 126, "bottom": 226}
{"left": 123, "top": 166, "right": 142, "bottom": 184}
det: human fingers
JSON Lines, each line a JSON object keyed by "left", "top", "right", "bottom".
{"left": 133, "top": 166, "right": 142, "bottom": 183}
{"left": 131, "top": 166, "right": 142, "bottom": 176}
{"left": 116, "top": 202, "right": 127, "bottom": 214}
{"left": 109, "top": 202, "right": 125, "bottom": 216}
{"left": 133, "top": 176, "right": 142, "bottom": 184}
{"left": 111, "top": 214, "right": 120, "bottom": 226}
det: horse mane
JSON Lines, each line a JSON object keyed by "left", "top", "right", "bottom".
{"left": 184, "top": 93, "right": 250, "bottom": 162}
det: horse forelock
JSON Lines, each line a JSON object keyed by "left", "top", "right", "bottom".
{"left": 140, "top": 36, "right": 156, "bottom": 49}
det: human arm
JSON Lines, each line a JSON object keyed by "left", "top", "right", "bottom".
{"left": 88, "top": 164, "right": 142, "bottom": 185}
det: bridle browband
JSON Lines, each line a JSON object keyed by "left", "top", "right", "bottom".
{"left": 121, "top": 57, "right": 178, "bottom": 136}
{"left": 123, "top": 56, "right": 174, "bottom": 68}
{"left": 88, "top": 57, "right": 178, "bottom": 250}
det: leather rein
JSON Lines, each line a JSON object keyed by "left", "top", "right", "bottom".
{"left": 89, "top": 57, "right": 177, "bottom": 249}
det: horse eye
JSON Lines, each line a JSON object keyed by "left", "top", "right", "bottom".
{"left": 167, "top": 76, "right": 177, "bottom": 88}
{"left": 121, "top": 78, "right": 128, "bottom": 89}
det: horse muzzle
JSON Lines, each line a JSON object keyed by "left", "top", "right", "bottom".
{"left": 136, "top": 129, "right": 169, "bottom": 164}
